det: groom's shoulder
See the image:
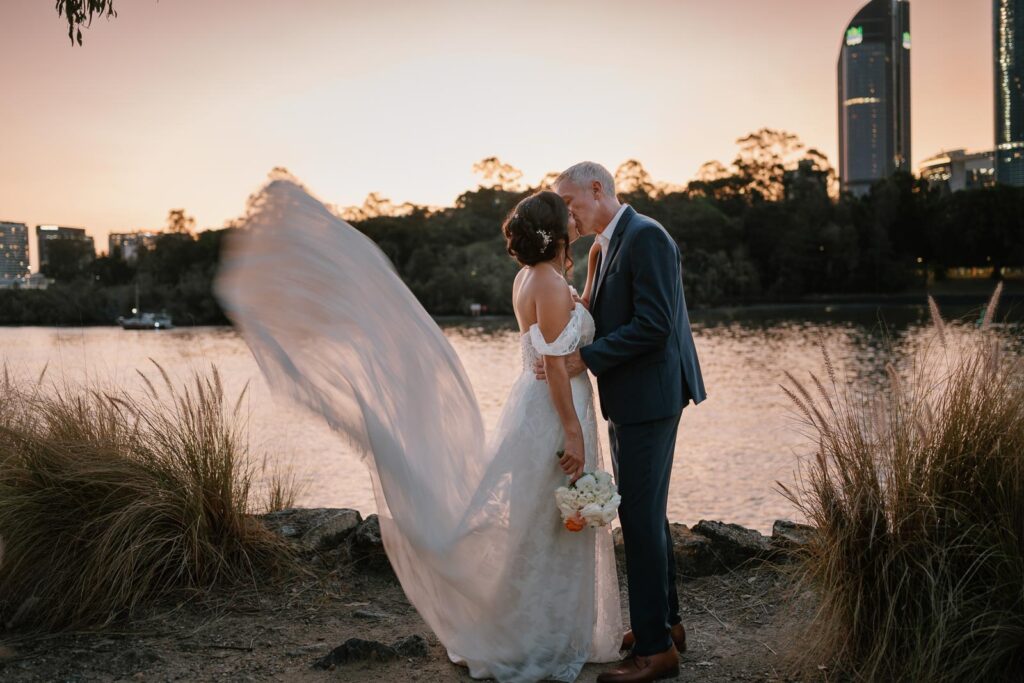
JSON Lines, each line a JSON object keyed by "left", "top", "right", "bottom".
{"left": 625, "top": 211, "right": 672, "bottom": 245}
{"left": 623, "top": 207, "right": 664, "bottom": 232}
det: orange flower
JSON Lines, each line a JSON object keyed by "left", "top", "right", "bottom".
{"left": 564, "top": 514, "right": 586, "bottom": 532}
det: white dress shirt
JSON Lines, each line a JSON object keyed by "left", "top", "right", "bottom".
{"left": 593, "top": 204, "right": 628, "bottom": 297}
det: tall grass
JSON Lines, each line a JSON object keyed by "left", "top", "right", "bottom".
{"left": 0, "top": 362, "right": 298, "bottom": 630}
{"left": 781, "top": 286, "right": 1024, "bottom": 682}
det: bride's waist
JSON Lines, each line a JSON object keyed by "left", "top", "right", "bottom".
{"left": 518, "top": 367, "right": 592, "bottom": 389}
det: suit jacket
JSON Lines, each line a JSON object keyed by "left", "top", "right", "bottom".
{"left": 579, "top": 206, "right": 706, "bottom": 425}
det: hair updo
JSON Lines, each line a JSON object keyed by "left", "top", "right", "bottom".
{"left": 502, "top": 191, "right": 570, "bottom": 268}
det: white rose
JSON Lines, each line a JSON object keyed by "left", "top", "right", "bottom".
{"left": 599, "top": 504, "right": 619, "bottom": 524}
{"left": 575, "top": 473, "right": 597, "bottom": 490}
{"left": 580, "top": 502, "right": 603, "bottom": 524}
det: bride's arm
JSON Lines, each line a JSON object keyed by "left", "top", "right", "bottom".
{"left": 579, "top": 241, "right": 601, "bottom": 309}
{"left": 536, "top": 282, "right": 585, "bottom": 481}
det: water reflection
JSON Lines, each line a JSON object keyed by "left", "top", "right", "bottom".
{"left": 0, "top": 303, "right": 1018, "bottom": 533}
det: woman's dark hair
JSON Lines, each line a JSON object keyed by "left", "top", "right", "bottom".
{"left": 502, "top": 191, "right": 571, "bottom": 268}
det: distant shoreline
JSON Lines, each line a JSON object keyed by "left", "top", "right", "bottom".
{"left": 1, "top": 287, "right": 1019, "bottom": 329}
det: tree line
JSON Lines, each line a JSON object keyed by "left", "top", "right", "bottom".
{"left": 2, "top": 129, "right": 1022, "bottom": 325}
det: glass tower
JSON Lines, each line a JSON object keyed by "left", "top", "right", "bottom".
{"left": 0, "top": 222, "right": 30, "bottom": 282}
{"left": 995, "top": 0, "right": 1024, "bottom": 186}
{"left": 838, "top": 0, "right": 912, "bottom": 196}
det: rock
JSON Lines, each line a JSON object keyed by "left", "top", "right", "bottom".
{"left": 312, "top": 638, "right": 399, "bottom": 669}
{"left": 346, "top": 514, "right": 394, "bottom": 574}
{"left": 692, "top": 520, "right": 773, "bottom": 569}
{"left": 770, "top": 520, "right": 816, "bottom": 556}
{"left": 669, "top": 523, "right": 719, "bottom": 577}
{"left": 393, "top": 635, "right": 429, "bottom": 658}
{"left": 313, "top": 635, "right": 429, "bottom": 669}
{"left": 303, "top": 509, "right": 362, "bottom": 551}
{"left": 353, "top": 609, "right": 390, "bottom": 620}
{"left": 614, "top": 523, "right": 719, "bottom": 578}
{"left": 259, "top": 508, "right": 363, "bottom": 551}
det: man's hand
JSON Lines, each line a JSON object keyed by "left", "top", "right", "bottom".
{"left": 534, "top": 350, "right": 586, "bottom": 381}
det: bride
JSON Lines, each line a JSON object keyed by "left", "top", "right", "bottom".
{"left": 215, "top": 180, "right": 622, "bottom": 682}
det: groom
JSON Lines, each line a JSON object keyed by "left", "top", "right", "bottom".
{"left": 538, "top": 162, "right": 706, "bottom": 683}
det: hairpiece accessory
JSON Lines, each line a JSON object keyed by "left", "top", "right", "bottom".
{"left": 537, "top": 230, "right": 552, "bottom": 249}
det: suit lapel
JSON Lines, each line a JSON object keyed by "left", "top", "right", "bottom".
{"left": 592, "top": 205, "right": 634, "bottom": 309}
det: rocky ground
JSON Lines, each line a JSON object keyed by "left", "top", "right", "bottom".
{"left": 0, "top": 510, "right": 827, "bottom": 682}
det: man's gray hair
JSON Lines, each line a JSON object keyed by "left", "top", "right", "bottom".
{"left": 554, "top": 162, "right": 616, "bottom": 197}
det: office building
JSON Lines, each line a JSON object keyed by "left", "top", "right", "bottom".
{"left": 109, "top": 231, "right": 160, "bottom": 263}
{"left": 919, "top": 149, "right": 996, "bottom": 192}
{"left": 838, "top": 0, "right": 912, "bottom": 196}
{"left": 35, "top": 225, "right": 95, "bottom": 271}
{"left": 995, "top": 0, "right": 1024, "bottom": 185}
{"left": 0, "top": 221, "right": 30, "bottom": 286}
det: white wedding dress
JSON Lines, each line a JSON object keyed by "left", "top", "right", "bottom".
{"left": 215, "top": 179, "right": 622, "bottom": 683}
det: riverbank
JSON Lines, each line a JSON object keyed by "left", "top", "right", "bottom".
{"left": 2, "top": 278, "right": 1020, "bottom": 328}
{"left": 0, "top": 509, "right": 821, "bottom": 682}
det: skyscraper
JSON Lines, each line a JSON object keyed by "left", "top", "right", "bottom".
{"left": 35, "top": 225, "right": 95, "bottom": 271}
{"left": 109, "top": 231, "right": 160, "bottom": 263}
{"left": 995, "top": 0, "right": 1024, "bottom": 186}
{"left": 838, "top": 0, "right": 912, "bottom": 197}
{"left": 0, "top": 221, "right": 30, "bottom": 284}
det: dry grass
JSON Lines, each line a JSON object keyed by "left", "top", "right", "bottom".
{"left": 0, "top": 362, "right": 299, "bottom": 631}
{"left": 780, "top": 285, "right": 1024, "bottom": 682}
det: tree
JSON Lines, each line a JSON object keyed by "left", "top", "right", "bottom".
{"left": 341, "top": 193, "right": 419, "bottom": 222}
{"left": 165, "top": 209, "right": 196, "bottom": 235}
{"left": 615, "top": 160, "right": 656, "bottom": 197}
{"left": 732, "top": 128, "right": 805, "bottom": 202}
{"left": 42, "top": 239, "right": 94, "bottom": 281}
{"left": 55, "top": 0, "right": 118, "bottom": 45}
{"left": 537, "top": 171, "right": 562, "bottom": 189}
{"left": 472, "top": 157, "right": 524, "bottom": 192}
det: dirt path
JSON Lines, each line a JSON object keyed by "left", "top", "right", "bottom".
{"left": 0, "top": 511, "right": 824, "bottom": 682}
{"left": 0, "top": 565, "right": 822, "bottom": 682}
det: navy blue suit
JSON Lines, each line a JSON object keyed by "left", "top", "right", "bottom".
{"left": 579, "top": 205, "right": 706, "bottom": 656}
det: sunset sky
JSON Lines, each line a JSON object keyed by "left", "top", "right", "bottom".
{"left": 0, "top": 0, "right": 994, "bottom": 265}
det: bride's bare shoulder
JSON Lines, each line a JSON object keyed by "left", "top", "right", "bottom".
{"left": 532, "top": 269, "right": 573, "bottom": 308}
{"left": 512, "top": 266, "right": 530, "bottom": 299}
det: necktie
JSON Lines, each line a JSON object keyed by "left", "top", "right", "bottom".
{"left": 593, "top": 248, "right": 605, "bottom": 300}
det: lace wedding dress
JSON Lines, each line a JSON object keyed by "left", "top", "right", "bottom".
{"left": 215, "top": 179, "right": 622, "bottom": 683}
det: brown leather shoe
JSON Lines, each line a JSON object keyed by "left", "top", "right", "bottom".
{"left": 619, "top": 623, "right": 687, "bottom": 653}
{"left": 597, "top": 644, "right": 680, "bottom": 683}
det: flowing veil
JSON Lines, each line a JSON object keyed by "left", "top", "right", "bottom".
{"left": 215, "top": 178, "right": 528, "bottom": 660}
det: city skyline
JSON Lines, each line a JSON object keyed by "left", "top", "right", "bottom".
{"left": 0, "top": 0, "right": 996, "bottom": 267}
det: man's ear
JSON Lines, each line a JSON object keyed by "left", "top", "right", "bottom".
{"left": 591, "top": 180, "right": 603, "bottom": 199}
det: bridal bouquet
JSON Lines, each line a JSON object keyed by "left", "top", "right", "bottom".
{"left": 554, "top": 455, "right": 621, "bottom": 532}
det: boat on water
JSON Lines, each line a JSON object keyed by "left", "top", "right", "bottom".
{"left": 118, "top": 311, "right": 174, "bottom": 330}
{"left": 118, "top": 285, "right": 174, "bottom": 329}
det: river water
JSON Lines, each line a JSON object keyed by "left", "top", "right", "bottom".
{"left": 1, "top": 301, "right": 1014, "bottom": 533}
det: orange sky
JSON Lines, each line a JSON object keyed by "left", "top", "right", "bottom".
{"left": 0, "top": 0, "right": 995, "bottom": 267}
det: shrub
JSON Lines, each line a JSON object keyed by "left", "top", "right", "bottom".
{"left": 0, "top": 363, "right": 297, "bottom": 630}
{"left": 781, "top": 285, "right": 1024, "bottom": 682}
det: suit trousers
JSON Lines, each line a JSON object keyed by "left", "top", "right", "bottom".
{"left": 609, "top": 411, "right": 682, "bottom": 656}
